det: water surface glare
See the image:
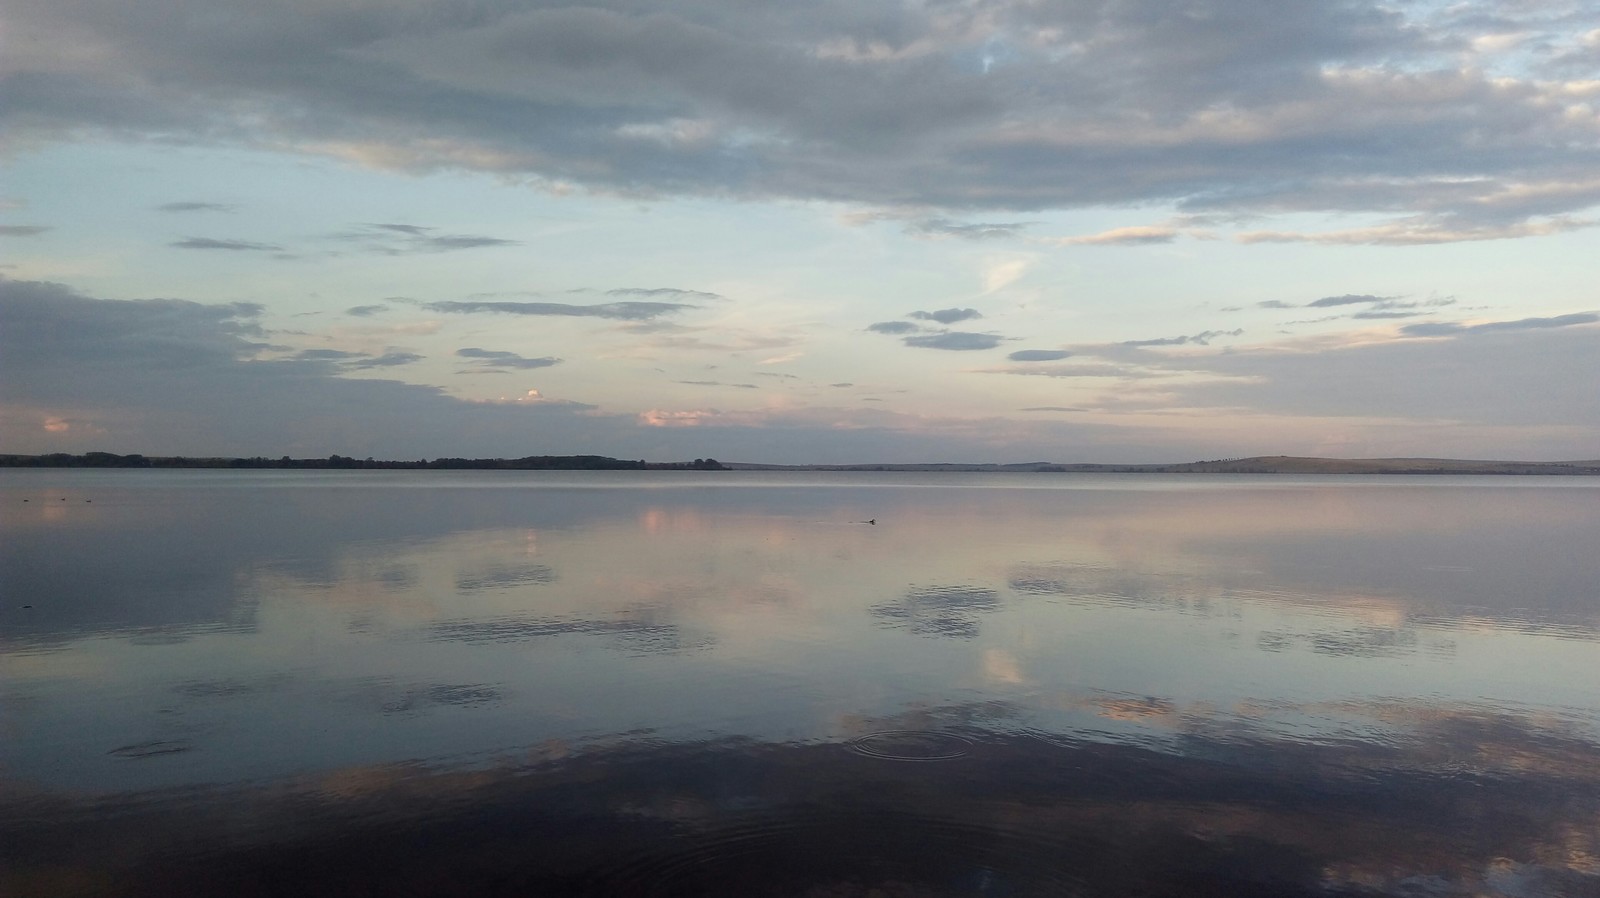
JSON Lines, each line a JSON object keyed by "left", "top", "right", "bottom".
{"left": 3, "top": 470, "right": 1600, "bottom": 896}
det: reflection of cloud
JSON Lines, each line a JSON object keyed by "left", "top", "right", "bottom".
{"left": 16, "top": 701, "right": 1600, "bottom": 897}
{"left": 872, "top": 584, "right": 1000, "bottom": 638}
{"left": 428, "top": 609, "right": 709, "bottom": 654}
{"left": 454, "top": 563, "right": 556, "bottom": 591}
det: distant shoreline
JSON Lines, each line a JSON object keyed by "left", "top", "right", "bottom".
{"left": 4, "top": 453, "right": 1599, "bottom": 475}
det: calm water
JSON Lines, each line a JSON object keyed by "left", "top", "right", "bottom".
{"left": 4, "top": 470, "right": 1600, "bottom": 897}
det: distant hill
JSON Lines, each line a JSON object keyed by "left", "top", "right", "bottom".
{"left": 724, "top": 456, "right": 1600, "bottom": 475}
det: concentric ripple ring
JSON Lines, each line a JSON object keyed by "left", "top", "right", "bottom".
{"left": 847, "top": 729, "right": 974, "bottom": 761}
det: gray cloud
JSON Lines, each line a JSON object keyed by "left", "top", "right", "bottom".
{"left": 910, "top": 308, "right": 982, "bottom": 325}
{"left": 456, "top": 348, "right": 562, "bottom": 370}
{"left": 677, "top": 380, "right": 757, "bottom": 389}
{"left": 0, "top": 225, "right": 51, "bottom": 237}
{"left": 903, "top": 331, "right": 1003, "bottom": 351}
{"left": 1308, "top": 294, "right": 1391, "bottom": 308}
{"left": 0, "top": 277, "right": 620, "bottom": 457}
{"left": 292, "top": 348, "right": 422, "bottom": 369}
{"left": 7, "top": 0, "right": 1598, "bottom": 233}
{"left": 349, "top": 351, "right": 423, "bottom": 369}
{"left": 904, "top": 218, "right": 1029, "bottom": 240}
{"left": 990, "top": 363, "right": 1154, "bottom": 379}
{"left": 605, "top": 287, "right": 726, "bottom": 301}
{"left": 1401, "top": 313, "right": 1600, "bottom": 338}
{"left": 1351, "top": 310, "right": 1424, "bottom": 320}
{"left": 1258, "top": 300, "right": 1296, "bottom": 309}
{"left": 426, "top": 300, "right": 692, "bottom": 321}
{"left": 171, "top": 237, "right": 283, "bottom": 252}
{"left": 346, "top": 305, "right": 389, "bottom": 317}
{"left": 1021, "top": 406, "right": 1088, "bottom": 412}
{"left": 1150, "top": 317, "right": 1600, "bottom": 430}
{"left": 868, "top": 321, "right": 921, "bottom": 335}
{"left": 157, "top": 202, "right": 236, "bottom": 213}
{"left": 1008, "top": 349, "right": 1072, "bottom": 362}
{"left": 1123, "top": 329, "right": 1243, "bottom": 347}
{"left": 332, "top": 224, "right": 519, "bottom": 255}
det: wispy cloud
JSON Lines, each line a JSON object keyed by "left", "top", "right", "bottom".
{"left": 456, "top": 348, "right": 562, "bottom": 369}
{"left": 1008, "top": 349, "right": 1072, "bottom": 362}
{"left": 426, "top": 300, "right": 692, "bottom": 321}
{"left": 1401, "top": 313, "right": 1600, "bottom": 337}
{"left": 605, "top": 287, "right": 726, "bottom": 302}
{"left": 868, "top": 321, "right": 921, "bottom": 335}
{"left": 157, "top": 202, "right": 236, "bottom": 213}
{"left": 1054, "top": 226, "right": 1182, "bottom": 246}
{"left": 910, "top": 308, "right": 982, "bottom": 324}
{"left": 904, "top": 332, "right": 1003, "bottom": 351}
{"left": 346, "top": 305, "right": 389, "bottom": 317}
{"left": 0, "top": 225, "right": 51, "bottom": 237}
{"left": 1123, "top": 329, "right": 1242, "bottom": 347}
{"left": 329, "top": 224, "right": 520, "bottom": 255}
{"left": 171, "top": 237, "right": 284, "bottom": 251}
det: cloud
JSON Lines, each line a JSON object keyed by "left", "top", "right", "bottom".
{"left": 1124, "top": 316, "right": 1600, "bottom": 431}
{"left": 1020, "top": 406, "right": 1088, "bottom": 412}
{"left": 985, "top": 363, "right": 1154, "bottom": 379}
{"left": 346, "top": 305, "right": 389, "bottom": 317}
{"left": 170, "top": 237, "right": 284, "bottom": 252}
{"left": 1008, "top": 349, "right": 1072, "bottom": 362}
{"left": 842, "top": 210, "right": 1030, "bottom": 240}
{"left": 676, "top": 380, "right": 757, "bottom": 389}
{"left": 905, "top": 218, "right": 1029, "bottom": 240}
{"left": 348, "top": 351, "right": 423, "bottom": 369}
{"left": 329, "top": 224, "right": 519, "bottom": 255}
{"left": 1123, "top": 329, "right": 1243, "bottom": 347}
{"left": 0, "top": 225, "right": 51, "bottom": 237}
{"left": 1308, "top": 294, "right": 1391, "bottom": 308}
{"left": 1400, "top": 313, "right": 1600, "bottom": 338}
{"left": 0, "top": 277, "right": 623, "bottom": 457}
{"left": 605, "top": 287, "right": 726, "bottom": 301}
{"left": 6, "top": 0, "right": 1600, "bottom": 235}
{"left": 1237, "top": 217, "right": 1595, "bottom": 246}
{"left": 1055, "top": 226, "right": 1181, "bottom": 246}
{"left": 909, "top": 308, "right": 982, "bottom": 325}
{"left": 903, "top": 331, "right": 1003, "bottom": 351}
{"left": 425, "top": 300, "right": 692, "bottom": 321}
{"left": 456, "top": 348, "right": 562, "bottom": 370}
{"left": 867, "top": 321, "right": 921, "bottom": 335}
{"left": 157, "top": 202, "right": 236, "bottom": 213}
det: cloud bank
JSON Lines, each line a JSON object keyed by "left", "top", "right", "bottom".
{"left": 7, "top": 0, "right": 1599, "bottom": 239}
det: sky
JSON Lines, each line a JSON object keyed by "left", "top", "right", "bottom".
{"left": 2, "top": 0, "right": 1598, "bottom": 464}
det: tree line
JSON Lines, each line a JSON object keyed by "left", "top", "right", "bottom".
{"left": 0, "top": 452, "right": 726, "bottom": 471}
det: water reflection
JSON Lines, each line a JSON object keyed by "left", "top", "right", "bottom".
{"left": 4, "top": 471, "right": 1600, "bottom": 895}
{"left": 9, "top": 704, "right": 1600, "bottom": 896}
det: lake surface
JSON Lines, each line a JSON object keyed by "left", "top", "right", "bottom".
{"left": 3, "top": 470, "right": 1599, "bottom": 897}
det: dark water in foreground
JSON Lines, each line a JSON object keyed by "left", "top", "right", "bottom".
{"left": 3, "top": 470, "right": 1599, "bottom": 897}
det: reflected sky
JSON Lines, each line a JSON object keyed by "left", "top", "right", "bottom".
{"left": 4, "top": 470, "right": 1600, "bottom": 896}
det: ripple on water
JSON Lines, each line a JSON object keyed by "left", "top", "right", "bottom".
{"left": 847, "top": 730, "right": 974, "bottom": 762}
{"left": 588, "top": 808, "right": 1086, "bottom": 897}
